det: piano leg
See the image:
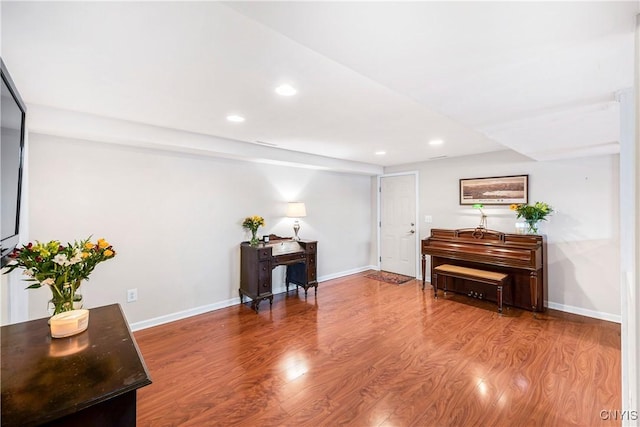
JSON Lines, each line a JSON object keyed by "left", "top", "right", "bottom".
{"left": 421, "top": 255, "right": 427, "bottom": 290}
{"left": 433, "top": 272, "right": 438, "bottom": 299}
{"left": 530, "top": 271, "right": 538, "bottom": 312}
{"left": 497, "top": 285, "right": 503, "bottom": 314}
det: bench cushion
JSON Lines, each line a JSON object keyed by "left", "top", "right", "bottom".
{"left": 434, "top": 264, "right": 507, "bottom": 282}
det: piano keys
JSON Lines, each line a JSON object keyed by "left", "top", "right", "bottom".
{"left": 421, "top": 228, "right": 546, "bottom": 312}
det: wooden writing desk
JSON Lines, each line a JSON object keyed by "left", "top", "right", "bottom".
{"left": 1, "top": 304, "right": 152, "bottom": 426}
{"left": 240, "top": 237, "right": 318, "bottom": 311}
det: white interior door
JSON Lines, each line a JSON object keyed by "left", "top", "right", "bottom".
{"left": 380, "top": 174, "right": 417, "bottom": 277}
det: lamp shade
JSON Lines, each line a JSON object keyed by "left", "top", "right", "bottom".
{"left": 286, "top": 202, "right": 307, "bottom": 218}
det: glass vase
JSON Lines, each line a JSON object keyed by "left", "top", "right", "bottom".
{"left": 47, "top": 285, "right": 83, "bottom": 316}
{"left": 526, "top": 220, "right": 540, "bottom": 235}
{"left": 250, "top": 229, "right": 259, "bottom": 246}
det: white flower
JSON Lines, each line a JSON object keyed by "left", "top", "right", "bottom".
{"left": 53, "top": 253, "right": 69, "bottom": 266}
{"left": 22, "top": 268, "right": 34, "bottom": 277}
{"left": 41, "top": 278, "right": 55, "bottom": 286}
{"left": 69, "top": 251, "right": 83, "bottom": 265}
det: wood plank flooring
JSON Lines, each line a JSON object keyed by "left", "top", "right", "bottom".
{"left": 134, "top": 272, "right": 621, "bottom": 426}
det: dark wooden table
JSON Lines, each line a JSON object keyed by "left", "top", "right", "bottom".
{"left": 1, "top": 304, "right": 152, "bottom": 426}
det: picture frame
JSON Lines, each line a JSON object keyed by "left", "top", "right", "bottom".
{"left": 459, "top": 175, "right": 528, "bottom": 205}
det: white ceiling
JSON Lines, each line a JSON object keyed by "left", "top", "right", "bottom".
{"left": 1, "top": 1, "right": 637, "bottom": 167}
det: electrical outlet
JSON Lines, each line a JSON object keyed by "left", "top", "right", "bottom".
{"left": 127, "top": 288, "right": 138, "bottom": 303}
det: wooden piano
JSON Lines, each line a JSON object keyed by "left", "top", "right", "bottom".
{"left": 422, "top": 228, "right": 546, "bottom": 312}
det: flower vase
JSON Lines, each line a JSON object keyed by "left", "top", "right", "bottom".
{"left": 250, "top": 230, "right": 260, "bottom": 247}
{"left": 47, "top": 283, "right": 83, "bottom": 316}
{"left": 526, "top": 220, "right": 540, "bottom": 235}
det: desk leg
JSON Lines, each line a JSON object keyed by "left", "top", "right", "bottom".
{"left": 285, "top": 266, "right": 290, "bottom": 292}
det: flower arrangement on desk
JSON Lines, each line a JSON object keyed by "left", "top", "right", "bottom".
{"left": 242, "top": 215, "right": 265, "bottom": 246}
{"left": 510, "top": 202, "right": 553, "bottom": 234}
{"left": 3, "top": 237, "right": 116, "bottom": 315}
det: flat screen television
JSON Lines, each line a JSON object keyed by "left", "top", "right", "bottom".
{"left": 1, "top": 58, "right": 26, "bottom": 267}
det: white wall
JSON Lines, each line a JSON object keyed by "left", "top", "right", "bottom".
{"left": 17, "top": 133, "right": 373, "bottom": 324}
{"left": 7, "top": 132, "right": 621, "bottom": 324}
{"left": 386, "top": 150, "right": 620, "bottom": 321}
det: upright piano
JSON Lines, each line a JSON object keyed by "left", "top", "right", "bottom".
{"left": 422, "top": 228, "right": 546, "bottom": 312}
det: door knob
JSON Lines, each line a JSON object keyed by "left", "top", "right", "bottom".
{"left": 409, "top": 230, "right": 415, "bottom": 234}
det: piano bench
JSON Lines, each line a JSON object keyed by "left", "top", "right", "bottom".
{"left": 431, "top": 264, "right": 509, "bottom": 313}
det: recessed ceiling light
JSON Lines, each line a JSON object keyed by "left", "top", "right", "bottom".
{"left": 375, "top": 151, "right": 386, "bottom": 155}
{"left": 226, "top": 115, "right": 245, "bottom": 122}
{"left": 275, "top": 84, "right": 297, "bottom": 96}
{"left": 429, "top": 139, "right": 444, "bottom": 146}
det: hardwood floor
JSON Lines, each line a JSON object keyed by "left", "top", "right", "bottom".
{"left": 134, "top": 272, "right": 621, "bottom": 426}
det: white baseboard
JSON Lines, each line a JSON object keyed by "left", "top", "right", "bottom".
{"left": 130, "top": 266, "right": 620, "bottom": 331}
{"left": 129, "top": 265, "right": 377, "bottom": 331}
{"left": 546, "top": 301, "right": 621, "bottom": 324}
{"left": 129, "top": 297, "right": 240, "bottom": 331}
{"left": 424, "top": 275, "right": 620, "bottom": 323}
{"left": 318, "top": 265, "right": 377, "bottom": 282}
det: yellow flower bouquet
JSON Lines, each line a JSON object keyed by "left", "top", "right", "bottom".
{"left": 3, "top": 237, "right": 116, "bottom": 315}
{"left": 242, "top": 216, "right": 265, "bottom": 246}
{"left": 510, "top": 202, "right": 553, "bottom": 234}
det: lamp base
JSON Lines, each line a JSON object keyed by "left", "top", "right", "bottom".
{"left": 293, "top": 220, "right": 300, "bottom": 241}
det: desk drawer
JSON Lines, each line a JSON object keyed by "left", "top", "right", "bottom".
{"left": 307, "top": 268, "right": 316, "bottom": 283}
{"left": 258, "top": 248, "right": 271, "bottom": 260}
{"left": 273, "top": 252, "right": 306, "bottom": 265}
{"left": 258, "top": 261, "right": 271, "bottom": 294}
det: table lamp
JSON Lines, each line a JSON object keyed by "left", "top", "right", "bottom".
{"left": 287, "top": 202, "right": 307, "bottom": 240}
{"left": 473, "top": 203, "right": 487, "bottom": 229}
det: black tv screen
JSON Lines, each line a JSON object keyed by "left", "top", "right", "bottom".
{"left": 1, "top": 58, "right": 26, "bottom": 266}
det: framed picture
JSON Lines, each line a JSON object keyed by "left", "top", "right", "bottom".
{"left": 459, "top": 175, "right": 528, "bottom": 205}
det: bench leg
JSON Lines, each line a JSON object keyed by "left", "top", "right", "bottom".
{"left": 497, "top": 285, "right": 503, "bottom": 314}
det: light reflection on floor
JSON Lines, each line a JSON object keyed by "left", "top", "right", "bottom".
{"left": 280, "top": 352, "right": 309, "bottom": 382}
